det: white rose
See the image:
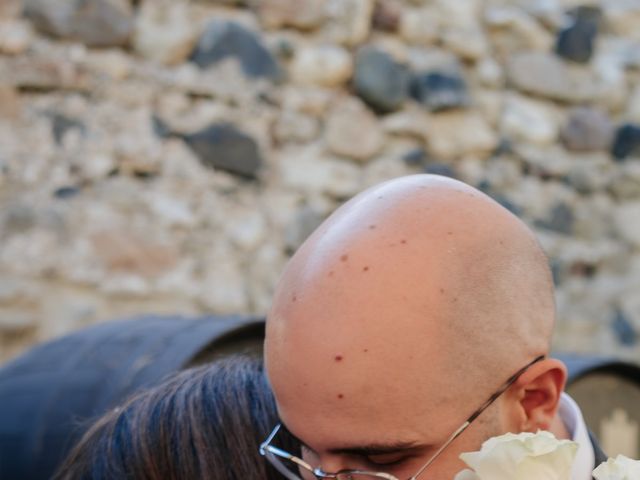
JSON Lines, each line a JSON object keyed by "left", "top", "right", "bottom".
{"left": 593, "top": 455, "right": 640, "bottom": 480}
{"left": 453, "top": 430, "right": 578, "bottom": 480}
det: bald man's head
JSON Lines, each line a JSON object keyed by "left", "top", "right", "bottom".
{"left": 264, "top": 175, "right": 558, "bottom": 478}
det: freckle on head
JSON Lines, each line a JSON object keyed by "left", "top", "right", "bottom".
{"left": 337, "top": 394, "right": 344, "bottom": 399}
{"left": 340, "top": 254, "right": 349, "bottom": 262}
{"left": 363, "top": 266, "right": 369, "bottom": 272}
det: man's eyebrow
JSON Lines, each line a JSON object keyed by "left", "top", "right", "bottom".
{"left": 280, "top": 422, "right": 421, "bottom": 457}
{"left": 328, "top": 442, "right": 422, "bottom": 456}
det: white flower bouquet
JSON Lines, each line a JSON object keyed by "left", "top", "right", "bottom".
{"left": 454, "top": 430, "right": 639, "bottom": 480}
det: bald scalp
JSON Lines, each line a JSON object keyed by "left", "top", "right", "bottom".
{"left": 266, "top": 175, "right": 555, "bottom": 418}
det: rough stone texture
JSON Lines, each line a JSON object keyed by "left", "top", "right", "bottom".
{"left": 289, "top": 44, "right": 353, "bottom": 87}
{"left": 485, "top": 6, "right": 554, "bottom": 54}
{"left": 190, "top": 20, "right": 281, "bottom": 80}
{"left": 506, "top": 51, "right": 601, "bottom": 103}
{"left": 628, "top": 85, "right": 640, "bottom": 124}
{"left": 4, "top": 0, "right": 640, "bottom": 364}
{"left": 424, "top": 111, "right": 498, "bottom": 160}
{"left": 353, "top": 45, "right": 409, "bottom": 113}
{"left": 501, "top": 94, "right": 560, "bottom": 146}
{"left": 323, "top": 0, "right": 374, "bottom": 46}
{"left": 258, "top": 0, "right": 325, "bottom": 30}
{"left": 612, "top": 124, "right": 640, "bottom": 161}
{"left": 410, "top": 71, "right": 469, "bottom": 112}
{"left": 0, "top": 19, "right": 33, "bottom": 55}
{"left": 257, "top": 0, "right": 325, "bottom": 30}
{"left": 372, "top": 0, "right": 401, "bottom": 33}
{"left": 555, "top": 14, "right": 599, "bottom": 64}
{"left": 614, "top": 202, "right": 640, "bottom": 248}
{"left": 182, "top": 123, "right": 263, "bottom": 178}
{"left": 560, "top": 107, "right": 614, "bottom": 152}
{"left": 399, "top": 6, "right": 439, "bottom": 45}
{"left": 325, "top": 96, "right": 384, "bottom": 162}
{"left": 133, "top": 1, "right": 197, "bottom": 66}
{"left": 23, "top": 0, "right": 133, "bottom": 47}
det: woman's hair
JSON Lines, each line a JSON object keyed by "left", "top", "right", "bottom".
{"left": 55, "top": 356, "right": 298, "bottom": 480}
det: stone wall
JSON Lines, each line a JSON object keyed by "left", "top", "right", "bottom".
{"left": 1, "top": 0, "right": 640, "bottom": 365}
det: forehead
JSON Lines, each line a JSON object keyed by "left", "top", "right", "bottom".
{"left": 265, "top": 319, "right": 467, "bottom": 453}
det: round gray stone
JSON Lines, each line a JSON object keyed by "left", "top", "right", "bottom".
{"left": 190, "top": 20, "right": 281, "bottom": 80}
{"left": 353, "top": 45, "right": 410, "bottom": 113}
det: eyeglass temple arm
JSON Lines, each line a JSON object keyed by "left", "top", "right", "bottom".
{"left": 260, "top": 423, "right": 283, "bottom": 454}
{"left": 467, "top": 354, "right": 545, "bottom": 424}
{"left": 410, "top": 355, "right": 545, "bottom": 479}
{"left": 410, "top": 421, "right": 470, "bottom": 480}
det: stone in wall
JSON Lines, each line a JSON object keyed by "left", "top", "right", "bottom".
{"left": 290, "top": 44, "right": 353, "bottom": 87}
{"left": 325, "top": 96, "right": 384, "bottom": 163}
{"left": 614, "top": 202, "right": 640, "bottom": 248}
{"left": 485, "top": 6, "right": 554, "bottom": 55}
{"left": 133, "top": 1, "right": 197, "bottom": 66}
{"left": 424, "top": 111, "right": 498, "bottom": 161}
{"left": 23, "top": 0, "right": 134, "bottom": 47}
{"left": 612, "top": 124, "right": 640, "bottom": 161}
{"left": 501, "top": 94, "right": 560, "bottom": 147}
{"left": 0, "top": 18, "right": 33, "bottom": 55}
{"left": 190, "top": 20, "right": 281, "bottom": 80}
{"left": 555, "top": 7, "right": 600, "bottom": 63}
{"left": 560, "top": 107, "right": 614, "bottom": 152}
{"left": 180, "top": 123, "right": 263, "bottom": 179}
{"left": 257, "top": 0, "right": 325, "bottom": 31}
{"left": 279, "top": 145, "right": 362, "bottom": 199}
{"left": 507, "top": 51, "right": 599, "bottom": 103}
{"left": 5, "top": 0, "right": 640, "bottom": 363}
{"left": 323, "top": 0, "right": 374, "bottom": 47}
{"left": 410, "top": 70, "right": 469, "bottom": 112}
{"left": 353, "top": 45, "right": 409, "bottom": 113}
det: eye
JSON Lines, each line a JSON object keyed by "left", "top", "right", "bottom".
{"left": 365, "top": 452, "right": 409, "bottom": 467}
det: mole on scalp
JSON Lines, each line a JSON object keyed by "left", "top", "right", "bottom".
{"left": 334, "top": 355, "right": 343, "bottom": 362}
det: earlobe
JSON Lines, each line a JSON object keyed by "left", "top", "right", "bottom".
{"left": 515, "top": 359, "right": 567, "bottom": 432}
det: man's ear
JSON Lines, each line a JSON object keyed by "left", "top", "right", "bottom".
{"left": 507, "top": 358, "right": 567, "bottom": 432}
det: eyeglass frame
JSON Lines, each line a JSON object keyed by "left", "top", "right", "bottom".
{"left": 259, "top": 354, "right": 546, "bottom": 480}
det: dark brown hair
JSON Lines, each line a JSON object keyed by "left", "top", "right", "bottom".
{"left": 55, "top": 356, "right": 297, "bottom": 480}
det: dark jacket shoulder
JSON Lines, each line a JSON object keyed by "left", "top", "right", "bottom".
{"left": 589, "top": 430, "right": 608, "bottom": 479}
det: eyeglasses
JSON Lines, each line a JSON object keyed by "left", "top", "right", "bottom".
{"left": 259, "top": 355, "right": 545, "bottom": 480}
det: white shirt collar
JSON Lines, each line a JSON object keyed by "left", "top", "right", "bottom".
{"left": 559, "top": 393, "right": 595, "bottom": 480}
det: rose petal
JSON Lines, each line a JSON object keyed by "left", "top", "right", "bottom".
{"left": 593, "top": 455, "right": 640, "bottom": 480}
{"left": 458, "top": 430, "right": 578, "bottom": 480}
{"left": 453, "top": 469, "right": 481, "bottom": 480}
